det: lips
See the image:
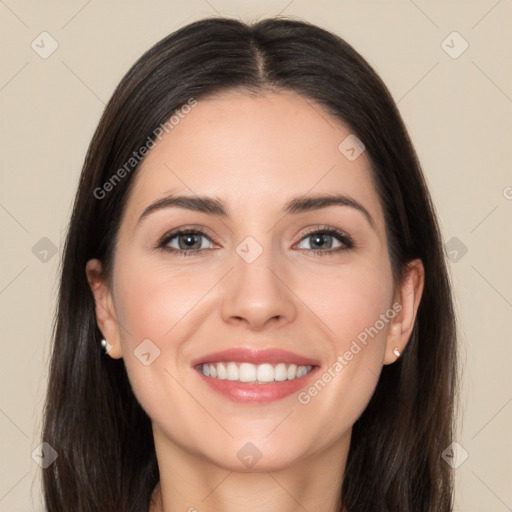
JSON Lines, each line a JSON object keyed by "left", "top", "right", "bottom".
{"left": 191, "top": 347, "right": 320, "bottom": 367}
{"left": 191, "top": 348, "right": 320, "bottom": 403}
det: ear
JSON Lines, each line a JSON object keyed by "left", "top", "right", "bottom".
{"left": 383, "top": 258, "right": 425, "bottom": 365}
{"left": 85, "top": 259, "right": 123, "bottom": 359}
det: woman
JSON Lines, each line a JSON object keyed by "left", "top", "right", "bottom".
{"left": 41, "top": 16, "right": 457, "bottom": 511}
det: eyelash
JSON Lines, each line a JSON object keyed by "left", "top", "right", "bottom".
{"left": 156, "top": 225, "right": 354, "bottom": 258}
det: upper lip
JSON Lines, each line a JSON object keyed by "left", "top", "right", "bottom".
{"left": 191, "top": 348, "right": 320, "bottom": 367}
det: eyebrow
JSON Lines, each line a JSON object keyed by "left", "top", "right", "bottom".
{"left": 137, "top": 193, "right": 376, "bottom": 229}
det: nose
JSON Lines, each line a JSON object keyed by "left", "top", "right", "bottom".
{"left": 220, "top": 246, "right": 297, "bottom": 331}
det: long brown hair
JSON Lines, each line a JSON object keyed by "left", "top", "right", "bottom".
{"left": 41, "top": 16, "right": 457, "bottom": 511}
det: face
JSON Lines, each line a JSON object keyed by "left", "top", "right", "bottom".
{"left": 87, "top": 90, "right": 423, "bottom": 473}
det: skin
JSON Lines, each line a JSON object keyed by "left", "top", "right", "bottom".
{"left": 86, "top": 90, "right": 424, "bottom": 512}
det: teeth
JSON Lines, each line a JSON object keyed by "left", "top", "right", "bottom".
{"left": 217, "top": 362, "right": 227, "bottom": 379}
{"left": 200, "top": 362, "right": 313, "bottom": 383}
{"left": 287, "top": 364, "right": 297, "bottom": 380}
{"left": 240, "top": 362, "right": 257, "bottom": 382}
{"left": 274, "top": 363, "right": 288, "bottom": 382}
{"left": 256, "top": 363, "right": 274, "bottom": 383}
{"left": 296, "top": 366, "right": 308, "bottom": 378}
{"left": 226, "top": 362, "right": 238, "bottom": 381}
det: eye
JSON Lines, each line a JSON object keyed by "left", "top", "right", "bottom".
{"left": 157, "top": 225, "right": 354, "bottom": 257}
{"left": 158, "top": 228, "right": 215, "bottom": 257}
{"left": 295, "top": 226, "right": 354, "bottom": 255}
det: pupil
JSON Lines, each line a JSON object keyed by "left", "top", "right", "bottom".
{"left": 312, "top": 233, "right": 332, "bottom": 249}
{"left": 180, "top": 233, "right": 200, "bottom": 250}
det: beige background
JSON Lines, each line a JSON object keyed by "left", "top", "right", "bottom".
{"left": 1, "top": 1, "right": 511, "bottom": 510}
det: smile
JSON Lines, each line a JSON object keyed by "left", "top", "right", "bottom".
{"left": 200, "top": 362, "right": 314, "bottom": 383}
{"left": 192, "top": 348, "right": 320, "bottom": 403}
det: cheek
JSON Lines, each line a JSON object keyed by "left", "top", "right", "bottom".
{"left": 114, "top": 258, "right": 209, "bottom": 343}
{"left": 292, "top": 259, "right": 394, "bottom": 437}
{"left": 309, "top": 258, "right": 394, "bottom": 352}
{"left": 109, "top": 258, "right": 201, "bottom": 409}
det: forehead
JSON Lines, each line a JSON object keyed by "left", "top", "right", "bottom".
{"left": 122, "top": 91, "right": 384, "bottom": 228}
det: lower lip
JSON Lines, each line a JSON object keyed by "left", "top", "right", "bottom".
{"left": 195, "top": 367, "right": 319, "bottom": 403}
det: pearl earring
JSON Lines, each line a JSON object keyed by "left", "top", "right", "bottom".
{"left": 100, "top": 338, "right": 110, "bottom": 355}
{"left": 393, "top": 347, "right": 401, "bottom": 358}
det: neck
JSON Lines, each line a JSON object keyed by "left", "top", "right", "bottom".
{"left": 148, "top": 428, "right": 350, "bottom": 512}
